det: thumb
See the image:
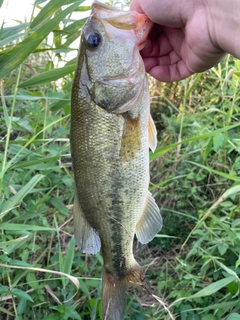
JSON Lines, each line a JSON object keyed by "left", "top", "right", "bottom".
{"left": 130, "top": 0, "right": 185, "bottom": 28}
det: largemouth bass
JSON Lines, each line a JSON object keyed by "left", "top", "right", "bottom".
{"left": 71, "top": 1, "right": 162, "bottom": 319}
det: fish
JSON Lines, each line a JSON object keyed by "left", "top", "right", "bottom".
{"left": 70, "top": 1, "right": 162, "bottom": 319}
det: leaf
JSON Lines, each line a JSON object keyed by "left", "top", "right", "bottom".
{"left": 31, "top": 0, "right": 71, "bottom": 28}
{"left": 31, "top": 0, "right": 85, "bottom": 28}
{"left": 150, "top": 123, "right": 240, "bottom": 160}
{"left": 0, "top": 263, "right": 80, "bottom": 290}
{"left": 213, "top": 133, "right": 228, "bottom": 151}
{"left": 50, "top": 197, "right": 69, "bottom": 216}
{"left": 9, "top": 259, "right": 33, "bottom": 267}
{"left": 65, "top": 307, "right": 82, "bottom": 320}
{"left": 198, "top": 300, "right": 239, "bottom": 312}
{"left": 12, "top": 156, "right": 59, "bottom": 169}
{"left": 63, "top": 236, "right": 75, "bottom": 286}
{"left": 0, "top": 307, "right": 14, "bottom": 317}
{"left": 11, "top": 288, "right": 33, "bottom": 302}
{"left": 0, "top": 286, "right": 9, "bottom": 293}
{"left": 227, "top": 314, "right": 240, "bottom": 320}
{"left": 182, "top": 185, "right": 240, "bottom": 247}
{"left": 217, "top": 243, "right": 229, "bottom": 256}
{"left": 19, "top": 64, "right": 75, "bottom": 87}
{"left": 26, "top": 272, "right": 39, "bottom": 290}
{"left": 0, "top": 235, "right": 29, "bottom": 249}
{"left": 0, "top": 224, "right": 54, "bottom": 231}
{"left": 0, "top": 1, "right": 82, "bottom": 79}
{"left": 1, "top": 23, "right": 29, "bottom": 39}
{"left": 186, "top": 276, "right": 236, "bottom": 299}
{"left": 62, "top": 18, "right": 87, "bottom": 34}
{"left": 17, "top": 298, "right": 27, "bottom": 315}
{"left": 0, "top": 33, "right": 25, "bottom": 47}
{"left": 1, "top": 174, "right": 45, "bottom": 213}
{"left": 188, "top": 161, "right": 240, "bottom": 182}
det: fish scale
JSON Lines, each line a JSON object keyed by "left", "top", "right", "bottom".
{"left": 70, "top": 1, "right": 162, "bottom": 319}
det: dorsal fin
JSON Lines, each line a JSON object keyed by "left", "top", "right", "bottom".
{"left": 135, "top": 192, "right": 162, "bottom": 244}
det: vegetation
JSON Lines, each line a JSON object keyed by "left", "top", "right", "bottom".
{"left": 0, "top": 0, "right": 240, "bottom": 319}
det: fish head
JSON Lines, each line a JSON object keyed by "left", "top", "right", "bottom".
{"left": 77, "top": 0, "right": 153, "bottom": 112}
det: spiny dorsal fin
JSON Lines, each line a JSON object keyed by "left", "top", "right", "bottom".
{"left": 148, "top": 114, "right": 157, "bottom": 152}
{"left": 135, "top": 191, "right": 162, "bottom": 244}
{"left": 73, "top": 193, "right": 101, "bottom": 254}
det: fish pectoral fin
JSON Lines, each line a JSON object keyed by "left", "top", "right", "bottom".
{"left": 148, "top": 114, "right": 157, "bottom": 152}
{"left": 73, "top": 193, "right": 101, "bottom": 254}
{"left": 135, "top": 191, "right": 162, "bottom": 244}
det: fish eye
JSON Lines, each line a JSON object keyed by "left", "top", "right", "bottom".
{"left": 86, "top": 32, "right": 101, "bottom": 49}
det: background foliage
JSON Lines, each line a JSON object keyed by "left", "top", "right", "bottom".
{"left": 0, "top": 0, "right": 240, "bottom": 319}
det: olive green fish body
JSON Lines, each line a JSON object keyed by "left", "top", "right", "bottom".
{"left": 71, "top": 1, "right": 162, "bottom": 319}
{"left": 72, "top": 80, "right": 149, "bottom": 274}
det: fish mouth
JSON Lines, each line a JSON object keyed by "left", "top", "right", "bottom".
{"left": 91, "top": 0, "right": 153, "bottom": 50}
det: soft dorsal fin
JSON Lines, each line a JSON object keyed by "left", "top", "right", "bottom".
{"left": 135, "top": 192, "right": 162, "bottom": 244}
{"left": 73, "top": 193, "right": 101, "bottom": 254}
{"left": 148, "top": 114, "right": 157, "bottom": 152}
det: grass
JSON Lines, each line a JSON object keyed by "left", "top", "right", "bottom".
{"left": 0, "top": 0, "right": 240, "bottom": 319}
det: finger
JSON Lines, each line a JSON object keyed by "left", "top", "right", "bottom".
{"left": 131, "top": 0, "right": 184, "bottom": 28}
{"left": 147, "top": 60, "right": 194, "bottom": 82}
{"left": 140, "top": 27, "right": 173, "bottom": 57}
{"left": 130, "top": 0, "right": 144, "bottom": 13}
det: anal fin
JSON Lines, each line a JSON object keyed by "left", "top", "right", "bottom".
{"left": 73, "top": 193, "right": 101, "bottom": 254}
{"left": 135, "top": 191, "right": 162, "bottom": 244}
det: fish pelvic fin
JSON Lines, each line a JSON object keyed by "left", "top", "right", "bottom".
{"left": 148, "top": 114, "right": 157, "bottom": 152}
{"left": 73, "top": 193, "right": 101, "bottom": 254}
{"left": 136, "top": 191, "right": 162, "bottom": 244}
{"left": 102, "top": 264, "right": 151, "bottom": 320}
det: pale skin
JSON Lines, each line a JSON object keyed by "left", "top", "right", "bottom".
{"left": 130, "top": 0, "right": 240, "bottom": 82}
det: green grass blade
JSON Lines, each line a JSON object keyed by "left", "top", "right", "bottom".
{"left": 0, "top": 1, "right": 81, "bottom": 79}
{"left": 184, "top": 73, "right": 202, "bottom": 100}
{"left": 30, "top": 0, "right": 74, "bottom": 28}
{"left": 0, "top": 263, "right": 80, "bottom": 289}
{"left": 0, "top": 114, "right": 69, "bottom": 178}
{"left": 62, "top": 18, "right": 87, "bottom": 34}
{"left": 11, "top": 156, "right": 59, "bottom": 169}
{"left": 182, "top": 185, "right": 240, "bottom": 247}
{"left": 63, "top": 236, "right": 75, "bottom": 286}
{"left": 1, "top": 174, "right": 45, "bottom": 212}
{"left": 188, "top": 161, "right": 240, "bottom": 182}
{"left": 19, "top": 64, "right": 75, "bottom": 87}
{"left": 150, "top": 122, "right": 240, "bottom": 160}
{"left": 1, "top": 81, "right": 10, "bottom": 127}
{"left": 187, "top": 276, "right": 236, "bottom": 299}
{"left": 0, "top": 235, "right": 29, "bottom": 249}
{"left": 1, "top": 24, "right": 29, "bottom": 39}
{"left": 0, "top": 224, "right": 54, "bottom": 231}
{"left": 0, "top": 33, "right": 25, "bottom": 47}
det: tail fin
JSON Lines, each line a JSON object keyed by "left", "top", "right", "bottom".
{"left": 102, "top": 264, "right": 151, "bottom": 320}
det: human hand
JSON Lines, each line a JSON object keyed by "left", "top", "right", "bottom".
{"left": 130, "top": 0, "right": 227, "bottom": 82}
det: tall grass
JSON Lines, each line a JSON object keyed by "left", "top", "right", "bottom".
{"left": 0, "top": 0, "right": 240, "bottom": 319}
